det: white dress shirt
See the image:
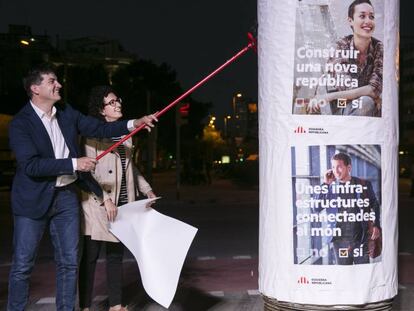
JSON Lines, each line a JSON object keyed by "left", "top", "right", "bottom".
{"left": 31, "top": 102, "right": 77, "bottom": 187}
{"left": 31, "top": 102, "right": 136, "bottom": 188}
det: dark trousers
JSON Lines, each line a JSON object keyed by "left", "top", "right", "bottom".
{"left": 8, "top": 186, "right": 79, "bottom": 311}
{"left": 78, "top": 236, "right": 124, "bottom": 308}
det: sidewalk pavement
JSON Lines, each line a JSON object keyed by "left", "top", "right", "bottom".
{"left": 2, "top": 257, "right": 414, "bottom": 310}
{"left": 0, "top": 257, "right": 262, "bottom": 311}
{"left": 1, "top": 174, "right": 414, "bottom": 310}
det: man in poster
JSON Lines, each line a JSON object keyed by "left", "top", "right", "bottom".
{"left": 315, "top": 152, "right": 381, "bottom": 264}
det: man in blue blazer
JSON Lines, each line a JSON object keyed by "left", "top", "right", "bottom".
{"left": 7, "top": 64, "right": 157, "bottom": 311}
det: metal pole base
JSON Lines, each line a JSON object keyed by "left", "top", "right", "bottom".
{"left": 263, "top": 296, "right": 393, "bottom": 311}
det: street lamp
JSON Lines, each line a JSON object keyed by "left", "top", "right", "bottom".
{"left": 224, "top": 115, "right": 231, "bottom": 137}
{"left": 209, "top": 115, "right": 216, "bottom": 127}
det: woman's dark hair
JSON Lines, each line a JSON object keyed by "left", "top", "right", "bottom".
{"left": 348, "top": 0, "right": 373, "bottom": 19}
{"left": 23, "top": 63, "right": 57, "bottom": 98}
{"left": 87, "top": 85, "right": 116, "bottom": 120}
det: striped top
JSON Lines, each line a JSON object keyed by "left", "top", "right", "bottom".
{"left": 112, "top": 137, "right": 128, "bottom": 206}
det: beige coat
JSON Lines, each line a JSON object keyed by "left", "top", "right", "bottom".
{"left": 80, "top": 137, "right": 152, "bottom": 242}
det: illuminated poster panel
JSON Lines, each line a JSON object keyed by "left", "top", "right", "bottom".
{"left": 258, "top": 0, "right": 399, "bottom": 305}
{"left": 292, "top": 144, "right": 382, "bottom": 266}
{"left": 292, "top": 1, "right": 384, "bottom": 117}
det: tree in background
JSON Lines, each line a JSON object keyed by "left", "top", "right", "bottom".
{"left": 58, "top": 64, "right": 109, "bottom": 114}
{"left": 0, "top": 56, "right": 212, "bottom": 175}
{"left": 111, "top": 60, "right": 211, "bottom": 174}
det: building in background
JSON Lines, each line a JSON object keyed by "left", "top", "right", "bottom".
{"left": 0, "top": 114, "right": 14, "bottom": 187}
{"left": 0, "top": 25, "right": 54, "bottom": 114}
{"left": 230, "top": 92, "right": 258, "bottom": 141}
{"left": 400, "top": 36, "right": 414, "bottom": 145}
{"left": 399, "top": 36, "right": 414, "bottom": 176}
{"left": 0, "top": 24, "right": 136, "bottom": 114}
{"left": 232, "top": 92, "right": 248, "bottom": 139}
{"left": 225, "top": 92, "right": 258, "bottom": 162}
{"left": 53, "top": 36, "right": 136, "bottom": 83}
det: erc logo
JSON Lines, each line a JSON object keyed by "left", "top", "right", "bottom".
{"left": 294, "top": 126, "right": 306, "bottom": 133}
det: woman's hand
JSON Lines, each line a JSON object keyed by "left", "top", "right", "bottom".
{"left": 146, "top": 190, "right": 157, "bottom": 208}
{"left": 104, "top": 199, "right": 118, "bottom": 222}
{"left": 147, "top": 190, "right": 156, "bottom": 199}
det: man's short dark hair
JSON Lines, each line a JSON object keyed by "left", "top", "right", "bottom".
{"left": 348, "top": 0, "right": 373, "bottom": 19}
{"left": 332, "top": 152, "right": 352, "bottom": 166}
{"left": 23, "top": 63, "right": 57, "bottom": 98}
{"left": 88, "top": 85, "right": 116, "bottom": 120}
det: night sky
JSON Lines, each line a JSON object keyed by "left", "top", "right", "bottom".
{"left": 0, "top": 0, "right": 412, "bottom": 118}
{"left": 0, "top": 0, "right": 257, "bottom": 119}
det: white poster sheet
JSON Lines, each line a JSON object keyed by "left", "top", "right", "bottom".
{"left": 109, "top": 198, "right": 198, "bottom": 308}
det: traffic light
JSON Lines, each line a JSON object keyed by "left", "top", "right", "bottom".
{"left": 176, "top": 102, "right": 190, "bottom": 125}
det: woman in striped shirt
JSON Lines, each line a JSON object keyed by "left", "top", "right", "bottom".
{"left": 79, "top": 85, "right": 157, "bottom": 311}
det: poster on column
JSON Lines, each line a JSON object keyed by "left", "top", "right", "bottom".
{"left": 292, "top": 144, "right": 382, "bottom": 266}
{"left": 258, "top": 0, "right": 398, "bottom": 304}
{"left": 292, "top": 0, "right": 384, "bottom": 117}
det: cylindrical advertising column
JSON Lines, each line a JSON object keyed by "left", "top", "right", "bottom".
{"left": 258, "top": 0, "right": 399, "bottom": 310}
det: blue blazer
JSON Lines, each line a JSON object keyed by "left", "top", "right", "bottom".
{"left": 9, "top": 102, "right": 130, "bottom": 219}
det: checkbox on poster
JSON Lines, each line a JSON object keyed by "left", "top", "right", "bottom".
{"left": 339, "top": 248, "right": 349, "bottom": 258}
{"left": 296, "top": 247, "right": 306, "bottom": 257}
{"left": 295, "top": 98, "right": 305, "bottom": 107}
{"left": 337, "top": 98, "right": 347, "bottom": 108}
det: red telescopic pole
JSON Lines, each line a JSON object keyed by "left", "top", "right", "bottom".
{"left": 96, "top": 33, "right": 256, "bottom": 161}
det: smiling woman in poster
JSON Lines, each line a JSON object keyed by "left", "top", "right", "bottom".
{"left": 308, "top": 0, "right": 383, "bottom": 116}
